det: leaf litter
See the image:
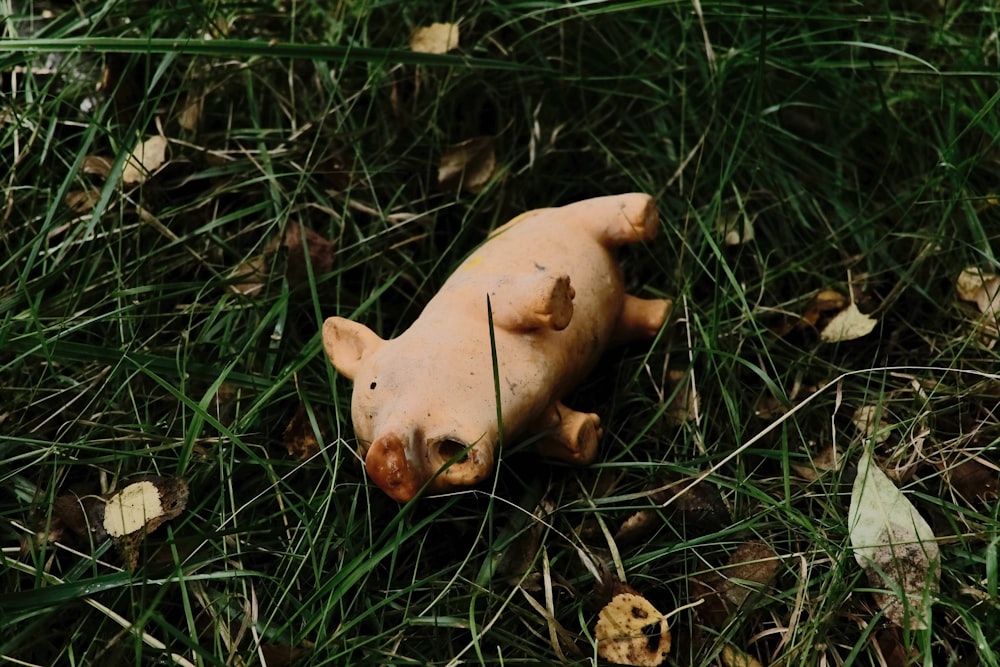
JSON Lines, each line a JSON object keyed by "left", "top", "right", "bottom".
{"left": 595, "top": 591, "right": 671, "bottom": 666}
{"left": 122, "top": 134, "right": 168, "bottom": 185}
{"left": 34, "top": 476, "right": 189, "bottom": 571}
{"left": 410, "top": 22, "right": 460, "bottom": 54}
{"left": 820, "top": 302, "right": 878, "bottom": 342}
{"left": 848, "top": 447, "right": 939, "bottom": 629}
{"left": 437, "top": 135, "right": 497, "bottom": 193}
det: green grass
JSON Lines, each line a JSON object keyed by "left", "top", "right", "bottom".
{"left": 2, "top": 0, "right": 1000, "bottom": 665}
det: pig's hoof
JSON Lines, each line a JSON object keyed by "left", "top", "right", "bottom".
{"left": 613, "top": 295, "right": 672, "bottom": 344}
{"left": 534, "top": 404, "right": 602, "bottom": 465}
{"left": 569, "top": 413, "right": 602, "bottom": 464}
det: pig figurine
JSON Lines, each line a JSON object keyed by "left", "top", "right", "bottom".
{"left": 323, "top": 193, "right": 671, "bottom": 502}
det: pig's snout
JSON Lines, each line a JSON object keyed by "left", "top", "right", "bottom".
{"left": 365, "top": 433, "right": 496, "bottom": 501}
{"left": 428, "top": 437, "right": 494, "bottom": 491}
{"left": 365, "top": 434, "right": 425, "bottom": 503}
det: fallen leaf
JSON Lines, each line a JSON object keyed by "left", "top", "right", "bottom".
{"left": 36, "top": 476, "right": 188, "bottom": 571}
{"left": 947, "top": 458, "right": 999, "bottom": 504}
{"left": 956, "top": 267, "right": 1000, "bottom": 315}
{"left": 875, "top": 625, "right": 916, "bottom": 667}
{"left": 595, "top": 592, "right": 671, "bottom": 666}
{"left": 283, "top": 404, "right": 326, "bottom": 460}
{"left": 231, "top": 256, "right": 269, "bottom": 296}
{"left": 122, "top": 134, "right": 168, "bottom": 185}
{"left": 791, "top": 443, "right": 841, "bottom": 482}
{"left": 689, "top": 574, "right": 731, "bottom": 628}
{"left": 438, "top": 136, "right": 496, "bottom": 193}
{"left": 258, "top": 643, "right": 309, "bottom": 667}
{"left": 232, "top": 223, "right": 336, "bottom": 296}
{"left": 663, "top": 368, "right": 698, "bottom": 426}
{"left": 65, "top": 188, "right": 101, "bottom": 213}
{"left": 410, "top": 22, "right": 460, "bottom": 54}
{"left": 38, "top": 491, "right": 104, "bottom": 545}
{"left": 614, "top": 475, "right": 730, "bottom": 545}
{"left": 496, "top": 503, "right": 549, "bottom": 583}
{"left": 848, "top": 449, "right": 939, "bottom": 629}
{"left": 82, "top": 155, "right": 113, "bottom": 178}
{"left": 178, "top": 91, "right": 203, "bottom": 132}
{"left": 753, "top": 393, "right": 788, "bottom": 420}
{"left": 722, "top": 542, "right": 779, "bottom": 606}
{"left": 721, "top": 645, "right": 764, "bottom": 667}
{"left": 820, "top": 302, "right": 877, "bottom": 342}
{"left": 100, "top": 477, "right": 188, "bottom": 538}
{"left": 852, "top": 405, "right": 891, "bottom": 445}
{"left": 270, "top": 221, "right": 336, "bottom": 286}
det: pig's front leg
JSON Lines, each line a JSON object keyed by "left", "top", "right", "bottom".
{"left": 488, "top": 272, "right": 575, "bottom": 332}
{"left": 531, "top": 402, "right": 603, "bottom": 465}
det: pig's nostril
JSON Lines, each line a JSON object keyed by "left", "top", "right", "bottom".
{"left": 436, "top": 439, "right": 469, "bottom": 464}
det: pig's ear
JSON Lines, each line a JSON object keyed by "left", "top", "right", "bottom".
{"left": 322, "top": 317, "right": 384, "bottom": 380}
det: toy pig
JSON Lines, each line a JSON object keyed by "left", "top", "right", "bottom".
{"left": 323, "top": 193, "right": 671, "bottom": 502}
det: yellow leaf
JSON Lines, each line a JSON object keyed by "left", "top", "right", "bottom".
{"left": 122, "top": 135, "right": 168, "bottom": 184}
{"left": 721, "top": 645, "right": 763, "bottom": 667}
{"left": 819, "top": 303, "right": 877, "bottom": 342}
{"left": 595, "top": 593, "right": 671, "bottom": 666}
{"left": 410, "top": 22, "right": 460, "bottom": 54}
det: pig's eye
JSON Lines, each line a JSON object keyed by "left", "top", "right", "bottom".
{"left": 369, "top": 382, "right": 377, "bottom": 390}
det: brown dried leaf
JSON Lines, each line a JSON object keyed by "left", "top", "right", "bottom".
{"left": 875, "top": 626, "right": 916, "bottom": 667}
{"left": 83, "top": 155, "right": 113, "bottom": 178}
{"left": 812, "top": 289, "right": 849, "bottom": 313}
{"left": 614, "top": 509, "right": 662, "bottom": 545}
{"left": 690, "top": 574, "right": 730, "bottom": 627}
{"left": 438, "top": 136, "right": 496, "bottom": 193}
{"left": 231, "top": 256, "right": 269, "bottom": 296}
{"left": 797, "top": 288, "right": 849, "bottom": 329}
{"left": 122, "top": 135, "right": 168, "bottom": 185}
{"left": 410, "top": 22, "right": 460, "bottom": 54}
{"left": 595, "top": 592, "right": 671, "bottom": 666}
{"left": 614, "top": 476, "right": 730, "bottom": 546}
{"left": 178, "top": 92, "right": 204, "bottom": 132}
{"left": 283, "top": 404, "right": 326, "bottom": 460}
{"left": 40, "top": 492, "right": 103, "bottom": 545}
{"left": 791, "top": 443, "right": 841, "bottom": 482}
{"left": 947, "top": 459, "right": 999, "bottom": 504}
{"left": 722, "top": 542, "right": 779, "bottom": 606}
{"left": 269, "top": 221, "right": 336, "bottom": 286}
{"left": 663, "top": 368, "right": 698, "bottom": 426}
{"left": 258, "top": 643, "right": 309, "bottom": 667}
{"left": 65, "top": 188, "right": 101, "bottom": 213}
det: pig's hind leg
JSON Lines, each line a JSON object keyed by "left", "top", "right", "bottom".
{"left": 563, "top": 193, "right": 660, "bottom": 247}
{"left": 531, "top": 402, "right": 603, "bottom": 465}
{"left": 612, "top": 295, "right": 672, "bottom": 345}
